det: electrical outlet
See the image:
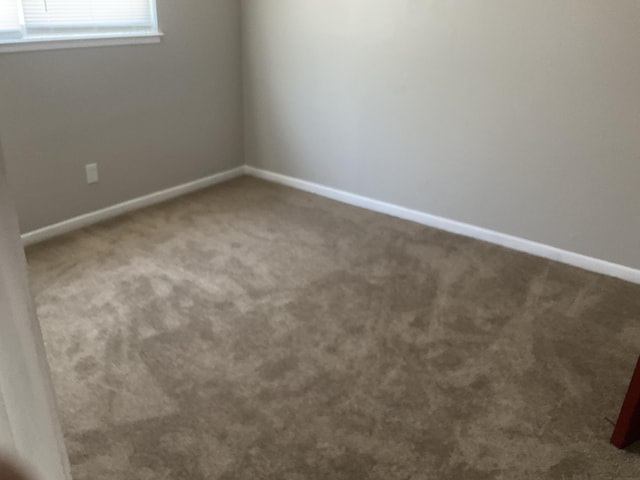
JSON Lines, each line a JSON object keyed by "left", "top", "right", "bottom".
{"left": 86, "top": 163, "right": 99, "bottom": 184}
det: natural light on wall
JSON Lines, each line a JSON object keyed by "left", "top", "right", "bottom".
{"left": 0, "top": 0, "right": 160, "bottom": 51}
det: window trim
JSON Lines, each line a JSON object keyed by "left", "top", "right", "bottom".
{"left": 0, "top": 31, "right": 162, "bottom": 53}
{"left": 0, "top": 0, "right": 161, "bottom": 54}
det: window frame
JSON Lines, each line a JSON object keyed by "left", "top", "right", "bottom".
{"left": 0, "top": 0, "right": 162, "bottom": 53}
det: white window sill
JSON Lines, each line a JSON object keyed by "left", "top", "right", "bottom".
{"left": 0, "top": 32, "right": 163, "bottom": 54}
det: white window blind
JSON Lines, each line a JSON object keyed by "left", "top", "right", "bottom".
{"left": 22, "top": 0, "right": 154, "bottom": 34}
{"left": 0, "top": 0, "right": 20, "bottom": 37}
{"left": 0, "top": 0, "right": 158, "bottom": 44}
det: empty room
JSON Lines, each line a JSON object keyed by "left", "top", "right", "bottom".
{"left": 1, "top": 1, "right": 640, "bottom": 479}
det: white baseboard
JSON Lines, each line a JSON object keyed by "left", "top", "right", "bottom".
{"left": 22, "top": 163, "right": 640, "bottom": 284}
{"left": 21, "top": 166, "right": 244, "bottom": 246}
{"left": 244, "top": 166, "right": 640, "bottom": 285}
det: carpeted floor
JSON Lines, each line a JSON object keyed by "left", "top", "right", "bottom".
{"left": 26, "top": 176, "right": 640, "bottom": 479}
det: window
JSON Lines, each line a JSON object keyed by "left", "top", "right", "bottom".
{"left": 0, "top": 0, "right": 160, "bottom": 51}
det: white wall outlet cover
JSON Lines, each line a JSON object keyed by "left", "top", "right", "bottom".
{"left": 86, "top": 164, "right": 99, "bottom": 184}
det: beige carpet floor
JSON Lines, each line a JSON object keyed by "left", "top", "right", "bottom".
{"left": 26, "top": 176, "right": 640, "bottom": 479}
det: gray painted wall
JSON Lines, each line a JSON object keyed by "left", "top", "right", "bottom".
{"left": 0, "top": 0, "right": 243, "bottom": 233}
{"left": 243, "top": 0, "right": 640, "bottom": 269}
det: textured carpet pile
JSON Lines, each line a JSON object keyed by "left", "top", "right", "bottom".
{"left": 26, "top": 177, "right": 640, "bottom": 479}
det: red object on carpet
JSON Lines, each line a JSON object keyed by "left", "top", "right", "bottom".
{"left": 611, "top": 356, "right": 640, "bottom": 449}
